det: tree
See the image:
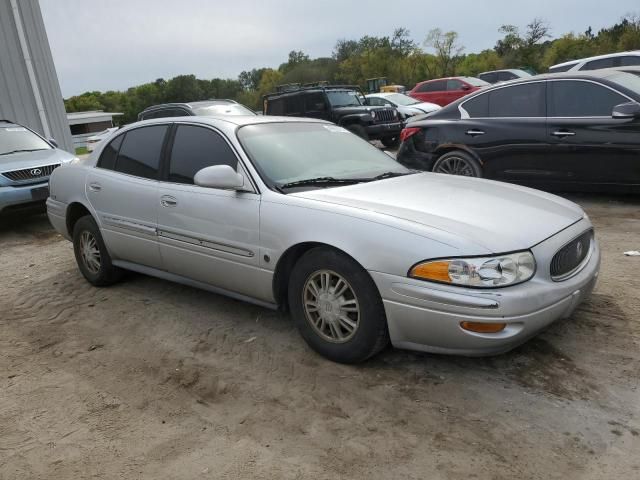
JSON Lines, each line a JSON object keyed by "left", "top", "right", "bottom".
{"left": 391, "top": 28, "right": 417, "bottom": 56}
{"left": 424, "top": 29, "right": 464, "bottom": 77}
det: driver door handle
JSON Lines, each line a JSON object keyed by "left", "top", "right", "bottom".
{"left": 551, "top": 130, "right": 576, "bottom": 137}
{"left": 160, "top": 195, "right": 177, "bottom": 208}
{"left": 465, "top": 129, "right": 485, "bottom": 137}
{"left": 88, "top": 183, "right": 102, "bottom": 192}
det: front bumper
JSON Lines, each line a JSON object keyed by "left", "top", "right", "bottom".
{"left": 365, "top": 121, "right": 403, "bottom": 139}
{"left": 371, "top": 219, "right": 600, "bottom": 356}
{"left": 0, "top": 181, "right": 50, "bottom": 214}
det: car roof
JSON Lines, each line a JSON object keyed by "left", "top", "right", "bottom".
{"left": 140, "top": 100, "right": 237, "bottom": 112}
{"left": 132, "top": 115, "right": 330, "bottom": 128}
{"left": 480, "top": 69, "right": 530, "bottom": 75}
{"left": 550, "top": 50, "right": 640, "bottom": 69}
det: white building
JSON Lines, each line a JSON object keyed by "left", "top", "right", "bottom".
{"left": 67, "top": 111, "right": 123, "bottom": 150}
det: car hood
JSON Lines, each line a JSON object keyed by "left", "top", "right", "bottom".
{"left": 0, "top": 148, "right": 75, "bottom": 172}
{"left": 290, "top": 173, "right": 584, "bottom": 253}
{"left": 401, "top": 102, "right": 441, "bottom": 114}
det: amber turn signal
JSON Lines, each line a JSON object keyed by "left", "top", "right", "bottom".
{"left": 460, "top": 321, "right": 506, "bottom": 334}
{"left": 410, "top": 261, "right": 451, "bottom": 283}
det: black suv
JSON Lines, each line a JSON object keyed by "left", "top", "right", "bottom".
{"left": 138, "top": 100, "right": 256, "bottom": 121}
{"left": 263, "top": 85, "right": 402, "bottom": 147}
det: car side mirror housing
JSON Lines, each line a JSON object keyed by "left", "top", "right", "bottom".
{"left": 194, "top": 165, "right": 244, "bottom": 190}
{"left": 49, "top": 138, "right": 58, "bottom": 148}
{"left": 612, "top": 101, "right": 640, "bottom": 119}
{"left": 460, "top": 84, "right": 471, "bottom": 91}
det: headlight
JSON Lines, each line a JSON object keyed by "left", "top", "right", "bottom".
{"left": 369, "top": 109, "right": 376, "bottom": 119}
{"left": 409, "top": 251, "right": 536, "bottom": 288}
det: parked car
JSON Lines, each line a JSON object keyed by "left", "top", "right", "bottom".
{"left": 478, "top": 69, "right": 532, "bottom": 84}
{"left": 263, "top": 84, "right": 402, "bottom": 147}
{"left": 397, "top": 70, "right": 640, "bottom": 193}
{"left": 408, "top": 77, "right": 489, "bottom": 106}
{"left": 0, "top": 120, "right": 75, "bottom": 215}
{"left": 86, "top": 127, "right": 118, "bottom": 153}
{"left": 365, "top": 93, "right": 440, "bottom": 121}
{"left": 138, "top": 100, "right": 256, "bottom": 121}
{"left": 47, "top": 115, "right": 599, "bottom": 364}
{"left": 549, "top": 50, "right": 640, "bottom": 73}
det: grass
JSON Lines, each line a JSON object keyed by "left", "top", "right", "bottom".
{"left": 75, "top": 146, "right": 89, "bottom": 155}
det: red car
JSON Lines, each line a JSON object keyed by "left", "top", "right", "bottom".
{"left": 408, "top": 76, "right": 489, "bottom": 106}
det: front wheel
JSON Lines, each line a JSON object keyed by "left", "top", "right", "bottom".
{"left": 288, "top": 247, "right": 389, "bottom": 363}
{"left": 432, "top": 150, "right": 482, "bottom": 177}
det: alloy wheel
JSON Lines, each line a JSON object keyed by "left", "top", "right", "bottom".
{"left": 79, "top": 231, "right": 101, "bottom": 274}
{"left": 434, "top": 156, "right": 476, "bottom": 176}
{"left": 302, "top": 269, "right": 360, "bottom": 343}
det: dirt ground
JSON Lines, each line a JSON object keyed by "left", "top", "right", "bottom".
{"left": 1, "top": 193, "right": 639, "bottom": 480}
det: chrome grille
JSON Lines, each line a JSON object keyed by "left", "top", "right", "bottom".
{"left": 374, "top": 109, "right": 396, "bottom": 123}
{"left": 1, "top": 163, "right": 60, "bottom": 182}
{"left": 551, "top": 230, "right": 592, "bottom": 280}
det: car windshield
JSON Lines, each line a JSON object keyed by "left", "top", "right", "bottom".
{"left": 237, "top": 122, "right": 410, "bottom": 189}
{"left": 0, "top": 125, "right": 51, "bottom": 157}
{"left": 194, "top": 104, "right": 256, "bottom": 116}
{"left": 462, "top": 77, "right": 491, "bottom": 87}
{"left": 386, "top": 94, "right": 420, "bottom": 106}
{"left": 326, "top": 90, "right": 363, "bottom": 107}
{"left": 606, "top": 71, "right": 640, "bottom": 95}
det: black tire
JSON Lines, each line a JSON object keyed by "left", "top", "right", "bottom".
{"left": 381, "top": 136, "right": 400, "bottom": 148}
{"left": 345, "top": 124, "right": 369, "bottom": 141}
{"left": 288, "top": 247, "right": 389, "bottom": 364}
{"left": 72, "top": 215, "right": 123, "bottom": 286}
{"left": 432, "top": 150, "right": 482, "bottom": 177}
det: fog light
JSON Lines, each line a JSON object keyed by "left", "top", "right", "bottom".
{"left": 460, "top": 321, "right": 506, "bottom": 333}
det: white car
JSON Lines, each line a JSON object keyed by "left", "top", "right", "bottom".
{"left": 47, "top": 116, "right": 599, "bottom": 364}
{"left": 366, "top": 93, "right": 440, "bottom": 120}
{"left": 86, "top": 127, "right": 118, "bottom": 153}
{"left": 549, "top": 50, "right": 640, "bottom": 73}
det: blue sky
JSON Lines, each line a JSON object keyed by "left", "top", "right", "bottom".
{"left": 39, "top": 0, "right": 640, "bottom": 97}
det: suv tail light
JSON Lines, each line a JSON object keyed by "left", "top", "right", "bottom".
{"left": 400, "top": 127, "right": 421, "bottom": 143}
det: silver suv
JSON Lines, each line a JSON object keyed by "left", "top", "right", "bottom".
{"left": 0, "top": 120, "right": 75, "bottom": 215}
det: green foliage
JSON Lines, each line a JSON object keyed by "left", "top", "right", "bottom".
{"left": 64, "top": 15, "right": 640, "bottom": 122}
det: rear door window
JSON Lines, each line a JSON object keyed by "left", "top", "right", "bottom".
{"left": 97, "top": 134, "right": 124, "bottom": 170}
{"left": 548, "top": 81, "right": 627, "bottom": 117}
{"left": 479, "top": 72, "right": 497, "bottom": 83}
{"left": 446, "top": 79, "right": 463, "bottom": 91}
{"left": 267, "top": 98, "right": 285, "bottom": 115}
{"left": 498, "top": 71, "right": 518, "bottom": 81}
{"left": 582, "top": 57, "right": 616, "bottom": 70}
{"left": 285, "top": 95, "right": 304, "bottom": 115}
{"left": 462, "top": 93, "right": 489, "bottom": 117}
{"left": 488, "top": 82, "right": 545, "bottom": 117}
{"left": 620, "top": 56, "right": 640, "bottom": 66}
{"left": 114, "top": 125, "right": 168, "bottom": 179}
{"left": 417, "top": 80, "right": 446, "bottom": 93}
{"left": 167, "top": 125, "right": 238, "bottom": 184}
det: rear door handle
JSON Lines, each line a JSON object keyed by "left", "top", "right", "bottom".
{"left": 551, "top": 130, "right": 576, "bottom": 137}
{"left": 88, "top": 183, "right": 101, "bottom": 192}
{"left": 160, "top": 195, "right": 177, "bottom": 208}
{"left": 465, "top": 129, "right": 485, "bottom": 137}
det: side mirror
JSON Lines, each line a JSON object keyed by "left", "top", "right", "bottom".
{"left": 49, "top": 138, "right": 58, "bottom": 148}
{"left": 384, "top": 103, "right": 393, "bottom": 107}
{"left": 460, "top": 84, "right": 471, "bottom": 91}
{"left": 612, "top": 101, "right": 640, "bottom": 119}
{"left": 194, "top": 165, "right": 244, "bottom": 190}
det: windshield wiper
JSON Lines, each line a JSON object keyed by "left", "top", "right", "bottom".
{"left": 0, "top": 148, "right": 47, "bottom": 156}
{"left": 279, "top": 172, "right": 416, "bottom": 190}
{"left": 279, "top": 177, "right": 364, "bottom": 189}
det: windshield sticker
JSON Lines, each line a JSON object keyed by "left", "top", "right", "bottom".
{"left": 324, "top": 125, "right": 349, "bottom": 133}
{"left": 3, "top": 127, "right": 27, "bottom": 132}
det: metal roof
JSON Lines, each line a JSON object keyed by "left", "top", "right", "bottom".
{"left": 66, "top": 111, "right": 123, "bottom": 125}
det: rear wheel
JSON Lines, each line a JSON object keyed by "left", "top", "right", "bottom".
{"left": 73, "top": 215, "right": 123, "bottom": 286}
{"left": 288, "top": 247, "right": 389, "bottom": 363}
{"left": 432, "top": 150, "right": 482, "bottom": 177}
{"left": 345, "top": 124, "right": 369, "bottom": 141}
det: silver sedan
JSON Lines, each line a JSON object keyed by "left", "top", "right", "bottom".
{"left": 47, "top": 116, "right": 600, "bottom": 363}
